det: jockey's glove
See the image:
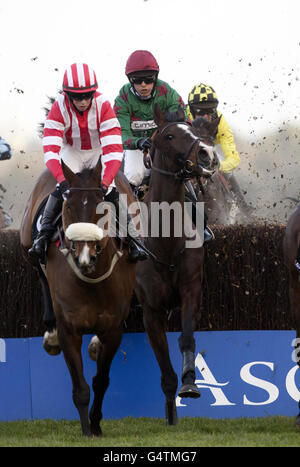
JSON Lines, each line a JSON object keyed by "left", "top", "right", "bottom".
{"left": 101, "top": 184, "right": 108, "bottom": 196}
{"left": 0, "top": 137, "right": 12, "bottom": 160}
{"left": 56, "top": 180, "right": 69, "bottom": 200}
{"left": 137, "top": 137, "right": 152, "bottom": 152}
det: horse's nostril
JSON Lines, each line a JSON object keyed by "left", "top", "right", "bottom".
{"left": 198, "top": 150, "right": 210, "bottom": 163}
{"left": 199, "top": 156, "right": 211, "bottom": 168}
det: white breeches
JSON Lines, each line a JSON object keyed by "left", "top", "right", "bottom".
{"left": 60, "top": 145, "right": 115, "bottom": 188}
{"left": 123, "top": 149, "right": 150, "bottom": 186}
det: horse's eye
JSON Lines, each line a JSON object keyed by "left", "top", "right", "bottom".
{"left": 165, "top": 134, "right": 173, "bottom": 140}
{"left": 96, "top": 244, "right": 102, "bottom": 254}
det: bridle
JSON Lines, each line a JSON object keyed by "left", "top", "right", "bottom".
{"left": 60, "top": 186, "right": 123, "bottom": 283}
{"left": 141, "top": 121, "right": 218, "bottom": 271}
{"left": 150, "top": 121, "right": 218, "bottom": 181}
{"left": 62, "top": 186, "right": 104, "bottom": 254}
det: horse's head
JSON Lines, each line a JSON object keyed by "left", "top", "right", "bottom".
{"left": 61, "top": 158, "right": 110, "bottom": 274}
{"left": 152, "top": 104, "right": 219, "bottom": 180}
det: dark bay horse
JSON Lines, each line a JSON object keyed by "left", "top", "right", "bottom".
{"left": 134, "top": 104, "right": 219, "bottom": 424}
{"left": 283, "top": 202, "right": 300, "bottom": 425}
{"left": 20, "top": 159, "right": 136, "bottom": 436}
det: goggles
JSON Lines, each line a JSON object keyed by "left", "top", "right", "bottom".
{"left": 191, "top": 106, "right": 216, "bottom": 116}
{"left": 130, "top": 75, "right": 156, "bottom": 85}
{"left": 67, "top": 91, "right": 95, "bottom": 101}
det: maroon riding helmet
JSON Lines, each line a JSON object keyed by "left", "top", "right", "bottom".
{"left": 125, "top": 50, "right": 159, "bottom": 75}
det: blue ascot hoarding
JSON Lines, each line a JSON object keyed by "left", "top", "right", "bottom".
{"left": 0, "top": 331, "right": 300, "bottom": 421}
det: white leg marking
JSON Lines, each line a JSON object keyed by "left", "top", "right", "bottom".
{"left": 88, "top": 335, "right": 101, "bottom": 361}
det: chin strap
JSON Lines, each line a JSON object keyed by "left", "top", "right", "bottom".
{"left": 129, "top": 85, "right": 156, "bottom": 101}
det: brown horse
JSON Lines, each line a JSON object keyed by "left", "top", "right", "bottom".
{"left": 283, "top": 202, "right": 300, "bottom": 425}
{"left": 134, "top": 104, "right": 219, "bottom": 424}
{"left": 20, "top": 159, "right": 136, "bottom": 436}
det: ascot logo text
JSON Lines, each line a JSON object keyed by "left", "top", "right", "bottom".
{"left": 176, "top": 353, "right": 300, "bottom": 407}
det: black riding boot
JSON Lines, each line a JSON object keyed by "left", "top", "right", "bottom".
{"left": 190, "top": 200, "right": 214, "bottom": 243}
{"left": 110, "top": 193, "right": 148, "bottom": 262}
{"left": 203, "top": 211, "right": 214, "bottom": 243}
{"left": 28, "top": 194, "right": 62, "bottom": 262}
{"left": 126, "top": 211, "right": 149, "bottom": 262}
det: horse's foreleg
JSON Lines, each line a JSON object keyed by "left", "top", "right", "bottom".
{"left": 89, "top": 327, "right": 122, "bottom": 436}
{"left": 58, "top": 326, "right": 91, "bottom": 436}
{"left": 178, "top": 286, "right": 201, "bottom": 399}
{"left": 35, "top": 262, "right": 56, "bottom": 332}
{"left": 143, "top": 307, "right": 178, "bottom": 425}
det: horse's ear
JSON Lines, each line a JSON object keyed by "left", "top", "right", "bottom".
{"left": 92, "top": 156, "right": 102, "bottom": 186}
{"left": 177, "top": 106, "right": 185, "bottom": 121}
{"left": 153, "top": 103, "right": 165, "bottom": 126}
{"left": 61, "top": 160, "right": 76, "bottom": 184}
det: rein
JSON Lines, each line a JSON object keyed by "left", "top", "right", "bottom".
{"left": 146, "top": 242, "right": 185, "bottom": 272}
{"left": 143, "top": 121, "right": 212, "bottom": 271}
{"left": 68, "top": 187, "right": 103, "bottom": 192}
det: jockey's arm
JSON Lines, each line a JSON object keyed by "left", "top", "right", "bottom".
{"left": 215, "top": 115, "right": 240, "bottom": 173}
{"left": 113, "top": 97, "right": 141, "bottom": 151}
{"left": 165, "top": 88, "right": 187, "bottom": 118}
{"left": 99, "top": 101, "right": 123, "bottom": 188}
{"left": 43, "top": 100, "right": 66, "bottom": 183}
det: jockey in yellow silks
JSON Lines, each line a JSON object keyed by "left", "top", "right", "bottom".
{"left": 187, "top": 83, "right": 253, "bottom": 217}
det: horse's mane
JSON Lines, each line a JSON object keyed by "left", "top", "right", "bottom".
{"left": 164, "top": 109, "right": 186, "bottom": 123}
{"left": 192, "top": 116, "right": 210, "bottom": 129}
{"left": 77, "top": 166, "right": 95, "bottom": 181}
{"left": 192, "top": 116, "right": 219, "bottom": 139}
{"left": 38, "top": 93, "right": 61, "bottom": 138}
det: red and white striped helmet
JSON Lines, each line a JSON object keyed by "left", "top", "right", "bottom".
{"left": 62, "top": 63, "right": 98, "bottom": 93}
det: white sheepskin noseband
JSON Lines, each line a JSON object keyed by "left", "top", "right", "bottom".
{"left": 66, "top": 222, "right": 104, "bottom": 241}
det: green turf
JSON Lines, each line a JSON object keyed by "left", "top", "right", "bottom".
{"left": 0, "top": 416, "right": 299, "bottom": 447}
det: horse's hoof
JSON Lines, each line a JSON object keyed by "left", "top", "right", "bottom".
{"left": 88, "top": 335, "right": 101, "bottom": 361}
{"left": 43, "top": 330, "right": 61, "bottom": 356}
{"left": 178, "top": 383, "right": 201, "bottom": 399}
{"left": 165, "top": 400, "right": 178, "bottom": 425}
{"left": 91, "top": 426, "right": 103, "bottom": 437}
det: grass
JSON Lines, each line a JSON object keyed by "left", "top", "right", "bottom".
{"left": 0, "top": 416, "right": 299, "bottom": 447}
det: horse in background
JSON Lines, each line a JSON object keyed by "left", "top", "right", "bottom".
{"left": 134, "top": 104, "right": 219, "bottom": 424}
{"left": 20, "top": 159, "right": 136, "bottom": 436}
{"left": 283, "top": 202, "right": 300, "bottom": 426}
{"left": 191, "top": 116, "right": 253, "bottom": 226}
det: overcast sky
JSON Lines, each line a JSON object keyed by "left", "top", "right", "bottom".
{"left": 1, "top": 0, "right": 300, "bottom": 149}
{"left": 0, "top": 0, "right": 299, "bottom": 226}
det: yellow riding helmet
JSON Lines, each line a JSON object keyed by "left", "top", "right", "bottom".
{"left": 188, "top": 84, "right": 218, "bottom": 108}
